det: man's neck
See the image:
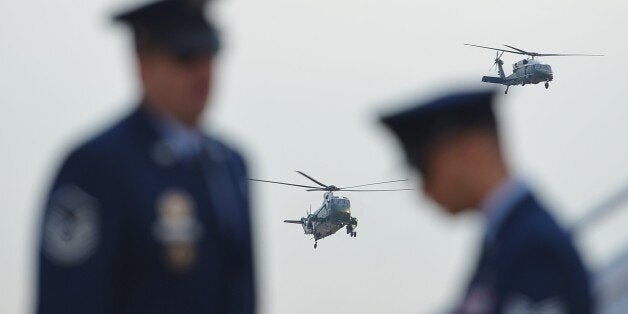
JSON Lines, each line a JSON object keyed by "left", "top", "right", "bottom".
{"left": 141, "top": 98, "right": 199, "bottom": 129}
{"left": 472, "top": 167, "right": 509, "bottom": 210}
{"left": 479, "top": 177, "right": 529, "bottom": 245}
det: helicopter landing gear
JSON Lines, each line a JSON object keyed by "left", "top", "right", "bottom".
{"left": 504, "top": 86, "right": 510, "bottom": 94}
{"left": 314, "top": 241, "right": 317, "bottom": 249}
{"left": 347, "top": 228, "right": 356, "bottom": 237}
{"left": 545, "top": 82, "right": 549, "bottom": 89}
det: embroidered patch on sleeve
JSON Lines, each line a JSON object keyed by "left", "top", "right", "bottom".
{"left": 42, "top": 185, "right": 100, "bottom": 267}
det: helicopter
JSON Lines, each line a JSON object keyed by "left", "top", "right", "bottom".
{"left": 250, "top": 171, "right": 412, "bottom": 249}
{"left": 465, "top": 43, "right": 603, "bottom": 94}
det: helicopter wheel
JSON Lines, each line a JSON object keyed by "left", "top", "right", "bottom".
{"left": 314, "top": 242, "right": 317, "bottom": 249}
{"left": 545, "top": 82, "right": 549, "bottom": 89}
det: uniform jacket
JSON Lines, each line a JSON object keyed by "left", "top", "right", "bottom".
{"left": 460, "top": 192, "right": 592, "bottom": 313}
{"left": 37, "top": 106, "right": 255, "bottom": 314}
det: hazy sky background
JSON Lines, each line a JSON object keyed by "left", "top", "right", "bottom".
{"left": 2, "top": 0, "right": 628, "bottom": 313}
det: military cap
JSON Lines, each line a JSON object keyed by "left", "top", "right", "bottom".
{"left": 380, "top": 89, "right": 498, "bottom": 172}
{"left": 113, "top": 0, "right": 220, "bottom": 57}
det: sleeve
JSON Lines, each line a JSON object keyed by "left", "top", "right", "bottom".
{"left": 36, "top": 149, "right": 128, "bottom": 314}
{"left": 497, "top": 239, "right": 590, "bottom": 314}
{"left": 223, "top": 152, "right": 256, "bottom": 314}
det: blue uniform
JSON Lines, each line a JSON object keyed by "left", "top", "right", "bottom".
{"left": 459, "top": 192, "right": 592, "bottom": 313}
{"left": 37, "top": 106, "right": 255, "bottom": 314}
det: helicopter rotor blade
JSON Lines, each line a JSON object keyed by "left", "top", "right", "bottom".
{"left": 248, "top": 178, "right": 320, "bottom": 189}
{"left": 339, "top": 179, "right": 409, "bottom": 190}
{"left": 295, "top": 171, "right": 329, "bottom": 188}
{"left": 469, "top": 43, "right": 603, "bottom": 58}
{"left": 534, "top": 53, "right": 605, "bottom": 57}
{"left": 464, "top": 43, "right": 524, "bottom": 55}
{"left": 502, "top": 44, "right": 603, "bottom": 57}
{"left": 338, "top": 188, "right": 415, "bottom": 192}
{"left": 503, "top": 44, "right": 531, "bottom": 54}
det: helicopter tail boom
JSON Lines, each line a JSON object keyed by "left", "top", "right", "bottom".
{"left": 481, "top": 76, "right": 506, "bottom": 84}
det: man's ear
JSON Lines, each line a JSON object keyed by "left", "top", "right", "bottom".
{"left": 137, "top": 51, "right": 156, "bottom": 85}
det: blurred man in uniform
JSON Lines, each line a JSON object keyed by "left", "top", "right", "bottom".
{"left": 380, "top": 90, "right": 592, "bottom": 313}
{"left": 36, "top": 1, "right": 255, "bottom": 313}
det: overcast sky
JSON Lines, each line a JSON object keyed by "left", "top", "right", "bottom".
{"left": 2, "top": 0, "right": 628, "bottom": 313}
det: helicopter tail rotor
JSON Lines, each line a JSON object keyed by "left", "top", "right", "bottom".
{"left": 488, "top": 52, "right": 498, "bottom": 72}
{"left": 489, "top": 51, "right": 504, "bottom": 73}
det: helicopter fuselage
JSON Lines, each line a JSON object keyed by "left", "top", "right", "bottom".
{"left": 297, "top": 192, "right": 358, "bottom": 241}
{"left": 253, "top": 170, "right": 408, "bottom": 248}
{"left": 466, "top": 43, "right": 602, "bottom": 94}
{"left": 507, "top": 59, "right": 553, "bottom": 85}
{"left": 483, "top": 58, "right": 553, "bottom": 87}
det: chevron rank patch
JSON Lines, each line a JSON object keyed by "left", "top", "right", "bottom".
{"left": 42, "top": 185, "right": 100, "bottom": 267}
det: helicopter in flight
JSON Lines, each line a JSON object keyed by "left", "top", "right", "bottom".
{"left": 250, "top": 171, "right": 412, "bottom": 248}
{"left": 465, "top": 43, "right": 603, "bottom": 94}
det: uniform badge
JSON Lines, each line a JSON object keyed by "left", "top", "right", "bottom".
{"left": 42, "top": 185, "right": 100, "bottom": 266}
{"left": 153, "top": 190, "right": 204, "bottom": 273}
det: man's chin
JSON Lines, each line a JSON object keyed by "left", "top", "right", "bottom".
{"left": 187, "top": 102, "right": 207, "bottom": 121}
{"left": 441, "top": 204, "right": 469, "bottom": 216}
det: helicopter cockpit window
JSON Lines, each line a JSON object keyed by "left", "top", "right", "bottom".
{"left": 332, "top": 198, "right": 349, "bottom": 208}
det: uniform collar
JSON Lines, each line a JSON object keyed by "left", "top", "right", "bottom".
{"left": 141, "top": 103, "right": 206, "bottom": 164}
{"left": 480, "top": 177, "right": 529, "bottom": 245}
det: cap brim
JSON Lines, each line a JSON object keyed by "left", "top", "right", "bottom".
{"left": 165, "top": 27, "right": 221, "bottom": 57}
